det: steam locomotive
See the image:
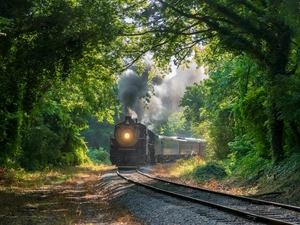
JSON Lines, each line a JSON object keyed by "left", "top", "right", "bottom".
{"left": 110, "top": 116, "right": 207, "bottom": 167}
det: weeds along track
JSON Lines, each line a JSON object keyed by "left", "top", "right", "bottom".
{"left": 117, "top": 169, "right": 300, "bottom": 225}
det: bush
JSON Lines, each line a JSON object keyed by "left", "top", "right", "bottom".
{"left": 3, "top": 168, "right": 26, "bottom": 184}
{"left": 228, "top": 135, "right": 254, "bottom": 159}
{"left": 20, "top": 125, "right": 91, "bottom": 170}
{"left": 86, "top": 148, "right": 111, "bottom": 165}
{"left": 191, "top": 162, "right": 227, "bottom": 182}
{"left": 20, "top": 126, "right": 63, "bottom": 171}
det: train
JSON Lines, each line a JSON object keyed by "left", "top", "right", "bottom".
{"left": 110, "top": 116, "right": 207, "bottom": 167}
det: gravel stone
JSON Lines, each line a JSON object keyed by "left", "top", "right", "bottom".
{"left": 100, "top": 169, "right": 263, "bottom": 225}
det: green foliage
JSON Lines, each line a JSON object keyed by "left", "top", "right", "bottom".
{"left": 271, "top": 153, "right": 300, "bottom": 179}
{"left": 16, "top": 47, "right": 119, "bottom": 171}
{"left": 0, "top": 111, "right": 23, "bottom": 167}
{"left": 122, "top": 0, "right": 300, "bottom": 163}
{"left": 2, "top": 0, "right": 300, "bottom": 171}
{"left": 174, "top": 157, "right": 227, "bottom": 183}
{"left": 176, "top": 156, "right": 205, "bottom": 168}
{"left": 239, "top": 87, "right": 270, "bottom": 157}
{"left": 0, "top": 0, "right": 125, "bottom": 169}
{"left": 3, "top": 168, "right": 26, "bottom": 184}
{"left": 209, "top": 106, "right": 235, "bottom": 159}
{"left": 180, "top": 54, "right": 270, "bottom": 160}
{"left": 227, "top": 150, "right": 270, "bottom": 179}
{"left": 180, "top": 83, "right": 206, "bottom": 124}
{"left": 81, "top": 117, "right": 115, "bottom": 151}
{"left": 274, "top": 74, "right": 300, "bottom": 155}
{"left": 180, "top": 55, "right": 246, "bottom": 160}
{"left": 154, "top": 111, "right": 191, "bottom": 136}
{"left": 191, "top": 162, "right": 227, "bottom": 182}
{"left": 20, "top": 123, "right": 91, "bottom": 171}
{"left": 228, "top": 135, "right": 254, "bottom": 159}
{"left": 20, "top": 126, "right": 63, "bottom": 171}
{"left": 0, "top": 16, "right": 13, "bottom": 36}
{"left": 86, "top": 148, "right": 111, "bottom": 165}
{"left": 173, "top": 156, "right": 207, "bottom": 180}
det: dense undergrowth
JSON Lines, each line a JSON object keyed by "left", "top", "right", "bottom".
{"left": 170, "top": 154, "right": 300, "bottom": 206}
{"left": 0, "top": 147, "right": 111, "bottom": 188}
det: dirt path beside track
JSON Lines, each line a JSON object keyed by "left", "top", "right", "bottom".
{"left": 0, "top": 167, "right": 144, "bottom": 225}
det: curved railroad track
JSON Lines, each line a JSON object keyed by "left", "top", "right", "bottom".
{"left": 117, "top": 169, "right": 300, "bottom": 225}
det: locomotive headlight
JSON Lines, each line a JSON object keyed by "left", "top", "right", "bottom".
{"left": 124, "top": 132, "right": 131, "bottom": 139}
{"left": 115, "top": 125, "right": 139, "bottom": 147}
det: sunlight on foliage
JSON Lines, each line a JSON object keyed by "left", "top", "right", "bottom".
{"left": 170, "top": 156, "right": 206, "bottom": 180}
{"left": 86, "top": 148, "right": 111, "bottom": 165}
{"left": 171, "top": 157, "right": 231, "bottom": 184}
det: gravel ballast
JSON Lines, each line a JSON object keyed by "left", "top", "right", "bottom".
{"left": 100, "top": 169, "right": 264, "bottom": 225}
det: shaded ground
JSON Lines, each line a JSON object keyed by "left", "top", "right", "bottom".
{"left": 0, "top": 167, "right": 144, "bottom": 225}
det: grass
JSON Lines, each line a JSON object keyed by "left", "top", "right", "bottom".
{"left": 152, "top": 156, "right": 259, "bottom": 196}
{"left": 0, "top": 165, "right": 144, "bottom": 224}
{"left": 0, "top": 165, "right": 115, "bottom": 189}
{"left": 166, "top": 156, "right": 227, "bottom": 183}
{"left": 152, "top": 154, "right": 300, "bottom": 206}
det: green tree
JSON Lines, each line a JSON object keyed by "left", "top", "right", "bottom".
{"left": 203, "top": 54, "right": 261, "bottom": 159}
{"left": 0, "top": 0, "right": 125, "bottom": 167}
{"left": 19, "top": 49, "right": 120, "bottom": 170}
{"left": 86, "top": 147, "right": 111, "bottom": 165}
{"left": 181, "top": 54, "right": 271, "bottom": 159}
{"left": 0, "top": 16, "right": 13, "bottom": 36}
{"left": 180, "top": 83, "right": 205, "bottom": 124}
{"left": 81, "top": 118, "right": 115, "bottom": 151}
{"left": 154, "top": 111, "right": 190, "bottom": 136}
{"left": 123, "top": 0, "right": 300, "bottom": 163}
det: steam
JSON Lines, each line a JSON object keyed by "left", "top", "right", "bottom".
{"left": 127, "top": 107, "right": 138, "bottom": 119}
{"left": 118, "top": 58, "right": 207, "bottom": 129}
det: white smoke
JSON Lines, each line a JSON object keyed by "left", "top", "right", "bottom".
{"left": 127, "top": 107, "right": 138, "bottom": 119}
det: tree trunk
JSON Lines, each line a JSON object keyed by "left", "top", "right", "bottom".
{"left": 0, "top": 115, "right": 22, "bottom": 166}
{"left": 289, "top": 121, "right": 300, "bottom": 148}
{"left": 269, "top": 110, "right": 284, "bottom": 163}
{"left": 267, "top": 25, "right": 291, "bottom": 163}
{"left": 268, "top": 74, "right": 285, "bottom": 163}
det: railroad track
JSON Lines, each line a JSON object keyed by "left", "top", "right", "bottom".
{"left": 117, "top": 169, "right": 300, "bottom": 225}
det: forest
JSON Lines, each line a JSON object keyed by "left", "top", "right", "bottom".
{"left": 1, "top": 0, "right": 300, "bottom": 171}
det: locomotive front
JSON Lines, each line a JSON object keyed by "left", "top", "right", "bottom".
{"left": 114, "top": 119, "right": 140, "bottom": 149}
{"left": 110, "top": 116, "right": 149, "bottom": 167}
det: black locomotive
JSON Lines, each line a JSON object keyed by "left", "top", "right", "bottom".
{"left": 110, "top": 116, "right": 206, "bottom": 167}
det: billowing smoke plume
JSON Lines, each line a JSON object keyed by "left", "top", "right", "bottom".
{"left": 118, "top": 59, "right": 207, "bottom": 129}
{"left": 118, "top": 60, "right": 152, "bottom": 119}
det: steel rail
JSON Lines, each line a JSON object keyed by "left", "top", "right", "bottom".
{"left": 117, "top": 170, "right": 296, "bottom": 225}
{"left": 137, "top": 169, "right": 300, "bottom": 213}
